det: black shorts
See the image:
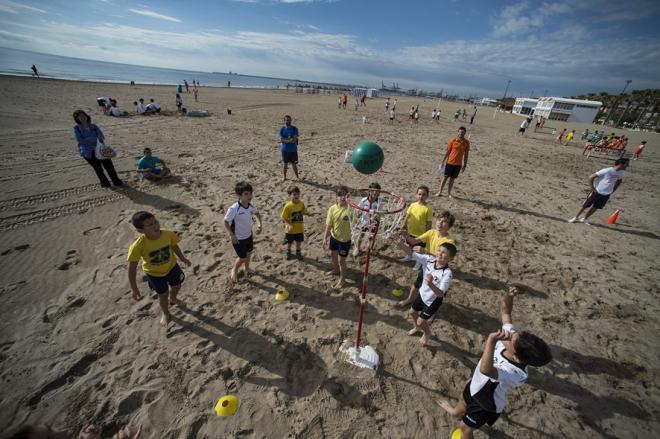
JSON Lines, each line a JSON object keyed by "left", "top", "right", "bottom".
{"left": 461, "top": 382, "right": 500, "bottom": 429}
{"left": 281, "top": 151, "right": 299, "bottom": 164}
{"left": 582, "top": 191, "right": 610, "bottom": 209}
{"left": 146, "top": 263, "right": 185, "bottom": 295}
{"left": 329, "top": 236, "right": 351, "bottom": 257}
{"left": 413, "top": 268, "right": 424, "bottom": 289}
{"left": 411, "top": 293, "right": 442, "bottom": 320}
{"left": 232, "top": 235, "right": 254, "bottom": 259}
{"left": 518, "top": 127, "right": 526, "bottom": 133}
{"left": 444, "top": 163, "right": 461, "bottom": 179}
{"left": 285, "top": 233, "right": 304, "bottom": 243}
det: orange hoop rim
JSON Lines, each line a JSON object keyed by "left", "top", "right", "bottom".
{"left": 346, "top": 188, "right": 406, "bottom": 214}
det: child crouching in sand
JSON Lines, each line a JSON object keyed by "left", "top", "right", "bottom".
{"left": 438, "top": 286, "right": 552, "bottom": 438}
{"left": 224, "top": 181, "right": 262, "bottom": 283}
{"left": 127, "top": 211, "right": 191, "bottom": 326}
{"left": 394, "top": 234, "right": 456, "bottom": 346}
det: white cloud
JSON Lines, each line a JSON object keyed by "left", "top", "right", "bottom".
{"left": 129, "top": 8, "right": 181, "bottom": 23}
{"left": 0, "top": 0, "right": 46, "bottom": 14}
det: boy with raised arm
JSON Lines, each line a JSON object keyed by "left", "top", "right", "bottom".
{"left": 394, "top": 234, "right": 456, "bottom": 346}
{"left": 224, "top": 181, "right": 262, "bottom": 283}
{"left": 127, "top": 211, "right": 191, "bottom": 326}
{"left": 438, "top": 287, "right": 552, "bottom": 438}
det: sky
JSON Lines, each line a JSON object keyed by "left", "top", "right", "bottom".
{"left": 1, "top": 0, "right": 659, "bottom": 97}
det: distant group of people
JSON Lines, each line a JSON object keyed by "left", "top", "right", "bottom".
{"left": 97, "top": 97, "right": 125, "bottom": 117}
{"left": 134, "top": 98, "right": 161, "bottom": 115}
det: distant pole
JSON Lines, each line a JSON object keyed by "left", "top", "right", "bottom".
{"left": 544, "top": 89, "right": 548, "bottom": 97}
{"left": 502, "top": 80, "right": 511, "bottom": 101}
{"left": 606, "top": 79, "right": 631, "bottom": 126}
{"left": 614, "top": 80, "right": 633, "bottom": 127}
{"left": 530, "top": 90, "right": 534, "bottom": 98}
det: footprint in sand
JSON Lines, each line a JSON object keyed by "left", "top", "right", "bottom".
{"left": 1, "top": 244, "right": 30, "bottom": 256}
{"left": 57, "top": 250, "right": 80, "bottom": 270}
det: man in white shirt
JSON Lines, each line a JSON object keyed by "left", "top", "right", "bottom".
{"left": 134, "top": 100, "right": 146, "bottom": 115}
{"left": 568, "top": 158, "right": 629, "bottom": 225}
{"left": 438, "top": 287, "right": 552, "bottom": 438}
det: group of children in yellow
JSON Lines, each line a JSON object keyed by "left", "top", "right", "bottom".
{"left": 126, "top": 178, "right": 552, "bottom": 438}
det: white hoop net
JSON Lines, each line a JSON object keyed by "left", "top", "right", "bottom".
{"left": 346, "top": 188, "right": 406, "bottom": 244}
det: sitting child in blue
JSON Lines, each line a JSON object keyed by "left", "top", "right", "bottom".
{"left": 137, "top": 147, "right": 171, "bottom": 179}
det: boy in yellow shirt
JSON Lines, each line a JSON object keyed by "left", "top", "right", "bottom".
{"left": 322, "top": 186, "right": 352, "bottom": 288}
{"left": 399, "top": 185, "right": 433, "bottom": 263}
{"left": 127, "top": 211, "right": 192, "bottom": 326}
{"left": 398, "top": 211, "right": 456, "bottom": 308}
{"left": 280, "top": 185, "right": 309, "bottom": 260}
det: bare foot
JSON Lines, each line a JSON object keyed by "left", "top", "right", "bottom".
{"left": 160, "top": 313, "right": 170, "bottom": 326}
{"left": 169, "top": 297, "right": 183, "bottom": 306}
{"left": 437, "top": 399, "right": 460, "bottom": 417}
{"left": 419, "top": 334, "right": 431, "bottom": 346}
{"left": 435, "top": 192, "right": 442, "bottom": 197}
{"left": 334, "top": 279, "right": 345, "bottom": 288}
{"left": 229, "top": 270, "right": 238, "bottom": 284}
{"left": 326, "top": 270, "right": 339, "bottom": 276}
{"left": 447, "top": 194, "right": 453, "bottom": 199}
{"left": 396, "top": 300, "right": 411, "bottom": 308}
{"left": 408, "top": 327, "right": 422, "bottom": 336}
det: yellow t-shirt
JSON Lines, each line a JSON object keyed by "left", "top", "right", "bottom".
{"left": 417, "top": 230, "right": 455, "bottom": 255}
{"left": 280, "top": 200, "right": 308, "bottom": 234}
{"left": 326, "top": 203, "right": 352, "bottom": 242}
{"left": 406, "top": 202, "right": 433, "bottom": 237}
{"left": 127, "top": 229, "right": 181, "bottom": 277}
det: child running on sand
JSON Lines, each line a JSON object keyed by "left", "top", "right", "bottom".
{"left": 280, "top": 185, "right": 309, "bottom": 260}
{"left": 399, "top": 185, "right": 433, "bottom": 263}
{"left": 555, "top": 128, "right": 566, "bottom": 144}
{"left": 633, "top": 141, "right": 647, "bottom": 159}
{"left": 353, "top": 182, "right": 381, "bottom": 257}
{"left": 127, "top": 211, "right": 192, "bottom": 326}
{"left": 394, "top": 234, "right": 456, "bottom": 346}
{"left": 224, "top": 181, "right": 263, "bottom": 283}
{"left": 322, "top": 186, "right": 352, "bottom": 288}
{"left": 438, "top": 286, "right": 552, "bottom": 438}
{"left": 398, "top": 211, "right": 455, "bottom": 308}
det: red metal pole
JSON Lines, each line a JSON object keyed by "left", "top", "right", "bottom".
{"left": 354, "top": 200, "right": 381, "bottom": 350}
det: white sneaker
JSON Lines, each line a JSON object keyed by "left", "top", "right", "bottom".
{"left": 579, "top": 218, "right": 591, "bottom": 225}
{"left": 399, "top": 255, "right": 411, "bottom": 263}
{"left": 567, "top": 217, "right": 578, "bottom": 223}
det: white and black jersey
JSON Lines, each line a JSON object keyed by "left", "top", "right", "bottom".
{"left": 411, "top": 253, "right": 452, "bottom": 306}
{"left": 468, "top": 323, "right": 528, "bottom": 413}
{"left": 224, "top": 201, "right": 258, "bottom": 240}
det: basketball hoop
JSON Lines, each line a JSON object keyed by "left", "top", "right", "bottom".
{"left": 339, "top": 188, "right": 406, "bottom": 370}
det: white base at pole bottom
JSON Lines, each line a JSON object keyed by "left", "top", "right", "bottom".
{"left": 339, "top": 342, "right": 379, "bottom": 370}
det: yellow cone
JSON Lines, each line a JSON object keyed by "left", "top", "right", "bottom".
{"left": 275, "top": 289, "right": 289, "bottom": 301}
{"left": 392, "top": 288, "right": 403, "bottom": 297}
{"left": 214, "top": 395, "right": 238, "bottom": 417}
{"left": 451, "top": 427, "right": 462, "bottom": 439}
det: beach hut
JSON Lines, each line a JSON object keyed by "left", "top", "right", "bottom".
{"left": 513, "top": 98, "right": 538, "bottom": 115}
{"left": 367, "top": 88, "right": 378, "bottom": 98}
{"left": 534, "top": 97, "right": 602, "bottom": 123}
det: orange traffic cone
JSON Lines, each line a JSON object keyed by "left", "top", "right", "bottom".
{"left": 605, "top": 209, "right": 621, "bottom": 225}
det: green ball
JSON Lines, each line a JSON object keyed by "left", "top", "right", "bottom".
{"left": 352, "top": 141, "right": 384, "bottom": 174}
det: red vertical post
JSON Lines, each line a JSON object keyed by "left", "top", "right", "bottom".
{"left": 354, "top": 199, "right": 380, "bottom": 350}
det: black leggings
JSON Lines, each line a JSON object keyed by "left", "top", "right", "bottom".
{"left": 84, "top": 156, "right": 122, "bottom": 186}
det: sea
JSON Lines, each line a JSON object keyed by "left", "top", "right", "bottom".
{"left": 0, "top": 47, "right": 349, "bottom": 89}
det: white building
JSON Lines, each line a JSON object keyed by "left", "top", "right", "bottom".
{"left": 479, "top": 98, "right": 498, "bottom": 106}
{"left": 534, "top": 97, "right": 602, "bottom": 123}
{"left": 513, "top": 98, "right": 538, "bottom": 115}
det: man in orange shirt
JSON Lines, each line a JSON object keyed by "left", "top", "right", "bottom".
{"left": 436, "top": 126, "right": 470, "bottom": 198}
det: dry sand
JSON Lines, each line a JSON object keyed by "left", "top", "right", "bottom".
{"left": 0, "top": 76, "right": 659, "bottom": 438}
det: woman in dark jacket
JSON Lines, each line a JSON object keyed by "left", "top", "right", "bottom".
{"left": 73, "top": 110, "right": 123, "bottom": 187}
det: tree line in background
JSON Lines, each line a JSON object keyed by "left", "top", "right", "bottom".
{"left": 573, "top": 89, "right": 659, "bottom": 129}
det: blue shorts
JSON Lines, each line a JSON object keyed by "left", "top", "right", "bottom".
{"left": 281, "top": 150, "right": 298, "bottom": 164}
{"left": 146, "top": 263, "right": 185, "bottom": 294}
{"left": 329, "top": 236, "right": 351, "bottom": 257}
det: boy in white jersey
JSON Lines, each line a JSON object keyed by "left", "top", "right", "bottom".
{"left": 352, "top": 182, "right": 381, "bottom": 257}
{"left": 224, "top": 181, "right": 262, "bottom": 283}
{"left": 438, "top": 286, "right": 552, "bottom": 438}
{"left": 395, "top": 235, "right": 456, "bottom": 346}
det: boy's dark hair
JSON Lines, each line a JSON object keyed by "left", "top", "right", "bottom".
{"left": 458, "top": 126, "right": 466, "bottom": 131}
{"left": 439, "top": 210, "right": 456, "bottom": 228}
{"left": 368, "top": 182, "right": 381, "bottom": 190}
{"left": 131, "top": 211, "right": 155, "bottom": 229}
{"left": 143, "top": 147, "right": 152, "bottom": 153}
{"left": 287, "top": 185, "right": 300, "bottom": 195}
{"left": 235, "top": 181, "right": 253, "bottom": 196}
{"left": 641, "top": 140, "right": 647, "bottom": 144}
{"left": 133, "top": 101, "right": 138, "bottom": 105}
{"left": 336, "top": 185, "right": 349, "bottom": 196}
{"left": 417, "top": 185, "right": 430, "bottom": 195}
{"left": 441, "top": 242, "right": 457, "bottom": 258}
{"left": 515, "top": 332, "right": 553, "bottom": 367}
{"left": 72, "top": 109, "right": 90, "bottom": 124}
{"left": 614, "top": 158, "right": 629, "bottom": 166}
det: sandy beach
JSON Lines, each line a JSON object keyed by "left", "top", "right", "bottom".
{"left": 0, "top": 75, "right": 659, "bottom": 438}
